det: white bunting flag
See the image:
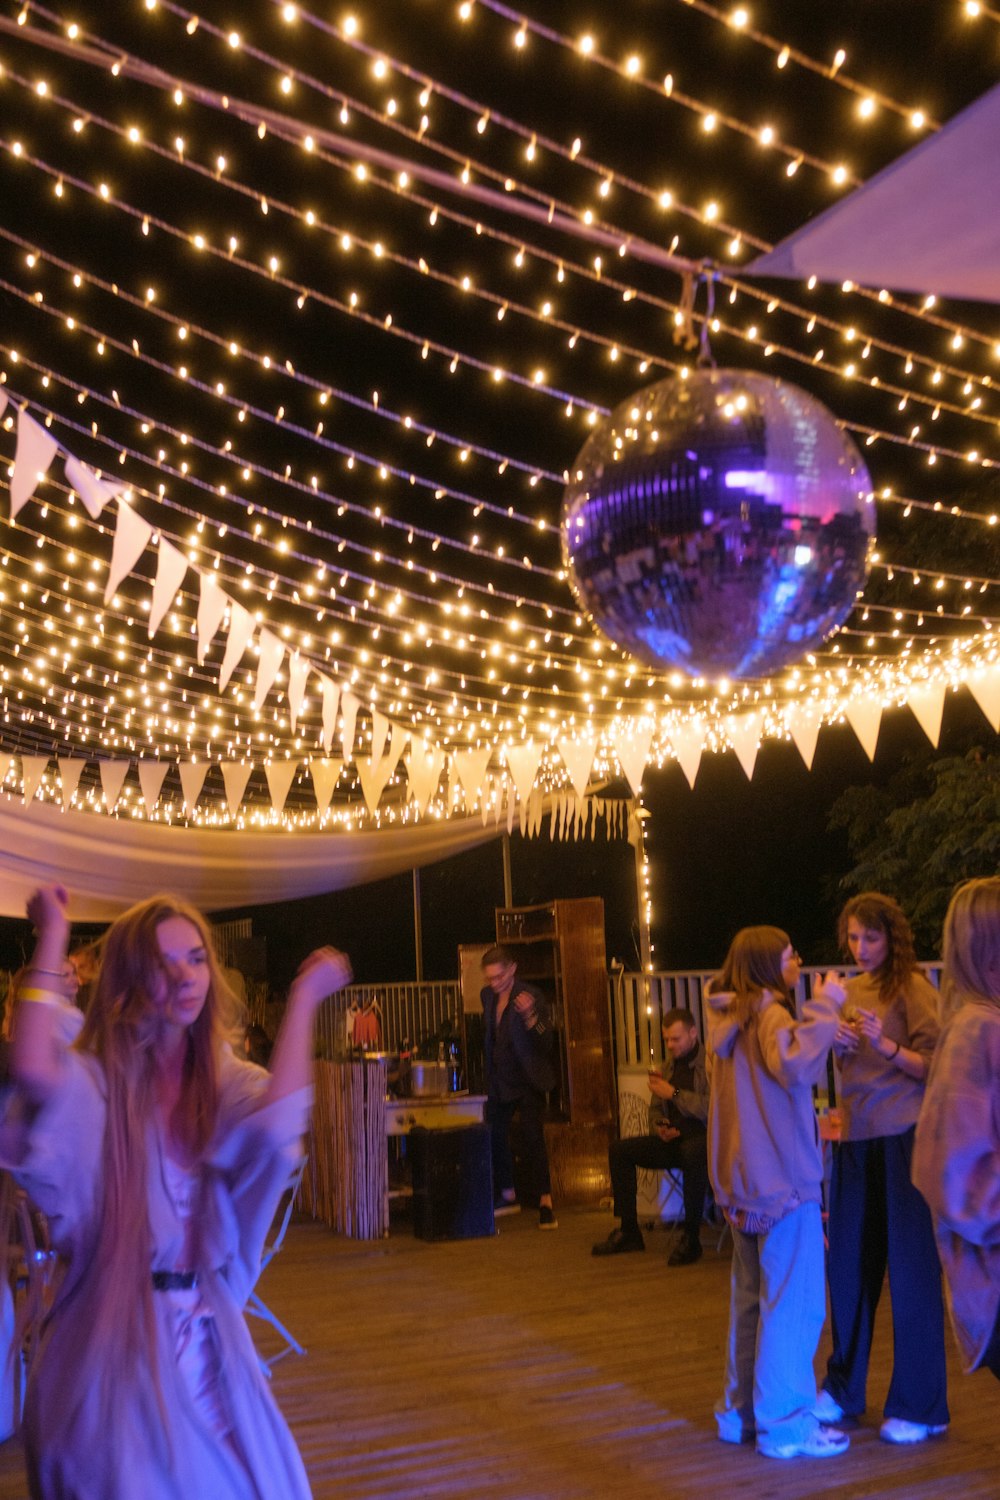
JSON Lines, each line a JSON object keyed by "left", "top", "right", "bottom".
{"left": 613, "top": 723, "right": 653, "bottom": 795}
{"left": 340, "top": 691, "right": 359, "bottom": 759}
{"left": 383, "top": 722, "right": 409, "bottom": 775}
{"left": 452, "top": 745, "right": 493, "bottom": 813}
{"left": 787, "top": 704, "right": 823, "bottom": 771}
{"left": 252, "top": 629, "right": 285, "bottom": 711}
{"left": 967, "top": 666, "right": 1000, "bottom": 732}
{"left": 907, "top": 682, "right": 947, "bottom": 749}
{"left": 218, "top": 601, "right": 255, "bottom": 693}
{"left": 149, "top": 537, "right": 188, "bottom": 638}
{"left": 197, "top": 572, "right": 228, "bottom": 664}
{"left": 845, "top": 697, "right": 883, "bottom": 762}
{"left": 0, "top": 392, "right": 6, "bottom": 420}
{"left": 370, "top": 707, "right": 391, "bottom": 764}
{"left": 504, "top": 740, "right": 544, "bottom": 806}
{"left": 220, "top": 761, "right": 253, "bottom": 816}
{"left": 64, "top": 455, "right": 124, "bottom": 520}
{"left": 357, "top": 757, "right": 391, "bottom": 815}
{"left": 137, "top": 760, "right": 170, "bottom": 814}
{"left": 10, "top": 412, "right": 58, "bottom": 518}
{"left": 405, "top": 744, "right": 445, "bottom": 814}
{"left": 308, "top": 757, "right": 342, "bottom": 814}
{"left": 727, "top": 714, "right": 761, "bottom": 782}
{"left": 264, "top": 760, "right": 297, "bottom": 814}
{"left": 99, "top": 760, "right": 130, "bottom": 814}
{"left": 105, "top": 500, "right": 153, "bottom": 604}
{"left": 21, "top": 754, "right": 50, "bottom": 805}
{"left": 671, "top": 723, "right": 704, "bottom": 790}
{"left": 179, "top": 761, "right": 209, "bottom": 814}
{"left": 320, "top": 676, "right": 341, "bottom": 754}
{"left": 557, "top": 732, "right": 597, "bottom": 800}
{"left": 287, "top": 652, "right": 310, "bottom": 731}
{"left": 56, "top": 757, "right": 85, "bottom": 810}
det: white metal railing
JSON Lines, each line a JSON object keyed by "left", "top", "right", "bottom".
{"left": 612, "top": 964, "right": 943, "bottom": 1071}
{"left": 315, "top": 981, "right": 462, "bottom": 1059}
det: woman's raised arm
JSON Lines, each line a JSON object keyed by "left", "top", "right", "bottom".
{"left": 11, "top": 885, "right": 74, "bottom": 1102}
{"left": 265, "top": 946, "right": 352, "bottom": 1106}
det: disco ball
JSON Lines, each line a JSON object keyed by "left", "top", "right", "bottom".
{"left": 562, "top": 369, "right": 875, "bottom": 680}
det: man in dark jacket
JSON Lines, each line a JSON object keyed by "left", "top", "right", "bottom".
{"left": 481, "top": 944, "right": 558, "bottom": 1229}
{"left": 593, "top": 1007, "right": 709, "bottom": 1265}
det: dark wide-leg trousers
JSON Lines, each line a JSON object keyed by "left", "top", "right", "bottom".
{"left": 487, "top": 1092, "right": 551, "bottom": 1204}
{"left": 824, "top": 1126, "right": 949, "bottom": 1425}
{"left": 610, "top": 1131, "right": 708, "bottom": 1241}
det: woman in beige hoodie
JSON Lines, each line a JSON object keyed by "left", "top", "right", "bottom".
{"left": 706, "top": 926, "right": 848, "bottom": 1460}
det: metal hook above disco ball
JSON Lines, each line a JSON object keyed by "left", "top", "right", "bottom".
{"left": 561, "top": 369, "right": 876, "bottom": 681}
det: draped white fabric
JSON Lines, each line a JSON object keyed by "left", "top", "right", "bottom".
{"left": 0, "top": 799, "right": 500, "bottom": 918}
{"left": 746, "top": 83, "right": 1000, "bottom": 305}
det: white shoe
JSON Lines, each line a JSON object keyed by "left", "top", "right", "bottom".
{"left": 880, "top": 1418, "right": 948, "bottom": 1445}
{"left": 758, "top": 1424, "right": 849, "bottom": 1460}
{"left": 813, "top": 1389, "right": 846, "bottom": 1424}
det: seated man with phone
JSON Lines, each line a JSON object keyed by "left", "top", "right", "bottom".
{"left": 593, "top": 1007, "right": 709, "bottom": 1266}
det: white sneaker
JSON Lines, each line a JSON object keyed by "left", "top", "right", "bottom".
{"left": 880, "top": 1418, "right": 948, "bottom": 1445}
{"left": 758, "top": 1424, "right": 849, "bottom": 1460}
{"left": 813, "top": 1389, "right": 846, "bottom": 1424}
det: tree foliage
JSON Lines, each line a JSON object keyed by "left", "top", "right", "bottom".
{"left": 828, "top": 747, "right": 1000, "bottom": 955}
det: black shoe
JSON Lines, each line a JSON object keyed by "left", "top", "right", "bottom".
{"left": 668, "top": 1237, "right": 703, "bottom": 1266}
{"left": 592, "top": 1227, "right": 645, "bottom": 1256}
{"left": 538, "top": 1205, "right": 559, "bottom": 1230}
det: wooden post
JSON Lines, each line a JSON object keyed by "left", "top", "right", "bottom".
{"left": 501, "top": 831, "right": 513, "bottom": 908}
{"left": 412, "top": 866, "right": 423, "bottom": 981}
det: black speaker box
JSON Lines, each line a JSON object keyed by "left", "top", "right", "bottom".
{"left": 409, "top": 1124, "right": 495, "bottom": 1241}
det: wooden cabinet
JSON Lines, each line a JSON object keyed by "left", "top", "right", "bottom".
{"left": 495, "top": 898, "right": 615, "bottom": 1203}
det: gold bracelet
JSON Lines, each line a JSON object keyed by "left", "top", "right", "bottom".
{"left": 16, "top": 987, "right": 63, "bottom": 1006}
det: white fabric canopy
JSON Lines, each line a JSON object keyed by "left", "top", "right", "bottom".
{"left": 0, "top": 798, "right": 501, "bottom": 918}
{"left": 746, "top": 83, "right": 1000, "bottom": 305}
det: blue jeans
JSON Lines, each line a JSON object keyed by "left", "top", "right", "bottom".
{"left": 716, "top": 1200, "right": 826, "bottom": 1445}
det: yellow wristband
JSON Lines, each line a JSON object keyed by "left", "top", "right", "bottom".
{"left": 16, "top": 987, "right": 63, "bottom": 1006}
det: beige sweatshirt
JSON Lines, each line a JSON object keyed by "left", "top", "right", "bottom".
{"left": 836, "top": 970, "right": 940, "bottom": 1141}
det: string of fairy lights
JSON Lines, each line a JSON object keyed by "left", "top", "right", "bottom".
{"left": 0, "top": 0, "right": 995, "bottom": 830}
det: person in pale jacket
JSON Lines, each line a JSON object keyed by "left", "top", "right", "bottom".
{"left": 706, "top": 925, "right": 849, "bottom": 1461}
{"left": 913, "top": 876, "right": 1000, "bottom": 1383}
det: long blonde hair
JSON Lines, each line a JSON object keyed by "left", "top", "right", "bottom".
{"left": 712, "top": 925, "right": 792, "bottom": 1029}
{"left": 74, "top": 895, "right": 236, "bottom": 1414}
{"left": 941, "top": 877, "right": 1000, "bottom": 1016}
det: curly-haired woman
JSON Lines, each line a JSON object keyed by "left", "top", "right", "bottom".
{"left": 815, "top": 892, "right": 949, "bottom": 1445}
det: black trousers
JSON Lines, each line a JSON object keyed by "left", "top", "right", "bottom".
{"left": 610, "top": 1131, "right": 708, "bottom": 1241}
{"left": 824, "top": 1126, "right": 949, "bottom": 1424}
{"left": 487, "top": 1092, "right": 551, "bottom": 1204}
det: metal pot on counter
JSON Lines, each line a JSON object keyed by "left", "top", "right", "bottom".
{"left": 409, "top": 1059, "right": 451, "bottom": 1096}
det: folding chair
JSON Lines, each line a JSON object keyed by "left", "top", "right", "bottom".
{"left": 246, "top": 1159, "right": 307, "bottom": 1375}
{"left": 660, "top": 1168, "right": 730, "bottom": 1255}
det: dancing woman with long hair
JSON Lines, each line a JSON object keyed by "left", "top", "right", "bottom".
{"left": 914, "top": 877, "right": 1000, "bottom": 1383}
{"left": 3, "top": 883, "right": 350, "bottom": 1499}
{"left": 706, "top": 925, "right": 848, "bottom": 1461}
{"left": 815, "top": 891, "right": 948, "bottom": 1445}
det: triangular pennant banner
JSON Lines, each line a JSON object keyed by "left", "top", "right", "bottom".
{"left": 357, "top": 757, "right": 391, "bottom": 815}
{"left": 10, "top": 411, "right": 58, "bottom": 518}
{"left": 252, "top": 629, "right": 285, "bottom": 711}
{"left": 197, "top": 572, "right": 228, "bottom": 664}
{"left": 671, "top": 724, "right": 704, "bottom": 790}
{"left": 727, "top": 715, "right": 761, "bottom": 782}
{"left": 370, "top": 708, "right": 391, "bottom": 764}
{"left": 613, "top": 724, "right": 653, "bottom": 795}
{"left": 137, "top": 760, "right": 170, "bottom": 814}
{"left": 287, "top": 652, "right": 311, "bottom": 731}
{"left": 99, "top": 760, "right": 130, "bottom": 814}
{"left": 907, "top": 682, "right": 947, "bottom": 749}
{"left": 178, "top": 761, "right": 209, "bottom": 814}
{"left": 845, "top": 698, "right": 883, "bottom": 762}
{"left": 20, "top": 754, "right": 50, "bottom": 805}
{"left": 220, "top": 761, "right": 253, "bottom": 816}
{"left": 105, "top": 500, "right": 154, "bottom": 604}
{"left": 787, "top": 704, "right": 823, "bottom": 771}
{"left": 452, "top": 745, "right": 493, "bottom": 813}
{"left": 405, "top": 744, "right": 445, "bottom": 814}
{"left": 340, "top": 691, "right": 360, "bottom": 759}
{"left": 218, "top": 601, "right": 255, "bottom": 693}
{"left": 504, "top": 741, "right": 544, "bottom": 805}
{"left": 967, "top": 666, "right": 1000, "bottom": 732}
{"left": 149, "top": 537, "right": 189, "bottom": 638}
{"left": 557, "top": 732, "right": 597, "bottom": 800}
{"left": 382, "top": 722, "right": 408, "bottom": 776}
{"left": 264, "top": 759, "right": 297, "bottom": 814}
{"left": 320, "top": 676, "right": 341, "bottom": 754}
{"left": 57, "top": 758, "right": 85, "bottom": 810}
{"left": 64, "top": 454, "right": 124, "bottom": 521}
{"left": 308, "top": 757, "right": 342, "bottom": 814}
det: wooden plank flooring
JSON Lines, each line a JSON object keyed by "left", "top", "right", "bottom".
{"left": 0, "top": 1207, "right": 996, "bottom": 1497}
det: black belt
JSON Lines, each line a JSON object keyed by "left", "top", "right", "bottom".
{"left": 151, "top": 1269, "right": 198, "bottom": 1292}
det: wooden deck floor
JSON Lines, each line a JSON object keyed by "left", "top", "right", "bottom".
{"left": 0, "top": 1207, "right": 997, "bottom": 1497}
